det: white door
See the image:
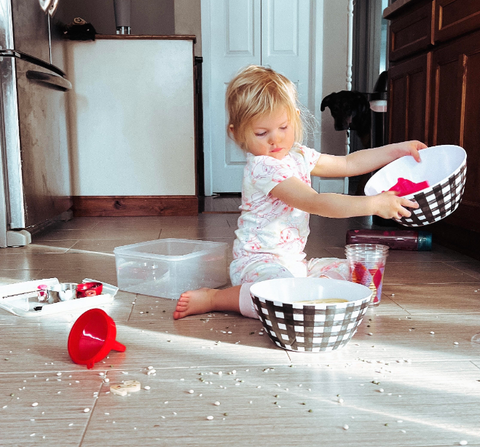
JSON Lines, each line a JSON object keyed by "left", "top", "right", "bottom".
{"left": 202, "top": 0, "right": 313, "bottom": 195}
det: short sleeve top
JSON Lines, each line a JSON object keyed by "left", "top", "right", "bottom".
{"left": 233, "top": 143, "right": 321, "bottom": 263}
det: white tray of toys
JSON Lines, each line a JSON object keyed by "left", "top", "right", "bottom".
{"left": 0, "top": 278, "right": 118, "bottom": 317}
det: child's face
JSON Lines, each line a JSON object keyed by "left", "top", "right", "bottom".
{"left": 245, "top": 108, "right": 295, "bottom": 160}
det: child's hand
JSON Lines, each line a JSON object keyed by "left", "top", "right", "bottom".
{"left": 396, "top": 140, "right": 427, "bottom": 162}
{"left": 371, "top": 191, "right": 420, "bottom": 219}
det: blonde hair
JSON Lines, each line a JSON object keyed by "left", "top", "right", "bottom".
{"left": 226, "top": 65, "right": 304, "bottom": 151}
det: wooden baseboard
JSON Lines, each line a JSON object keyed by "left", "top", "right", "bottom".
{"left": 72, "top": 196, "right": 198, "bottom": 217}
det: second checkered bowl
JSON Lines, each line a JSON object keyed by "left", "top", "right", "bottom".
{"left": 364, "top": 145, "right": 467, "bottom": 227}
{"left": 250, "top": 278, "right": 372, "bottom": 352}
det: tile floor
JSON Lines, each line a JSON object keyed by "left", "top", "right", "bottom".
{"left": 1, "top": 209, "right": 480, "bottom": 446}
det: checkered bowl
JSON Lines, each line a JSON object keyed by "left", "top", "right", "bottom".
{"left": 250, "top": 278, "right": 372, "bottom": 352}
{"left": 364, "top": 145, "right": 467, "bottom": 227}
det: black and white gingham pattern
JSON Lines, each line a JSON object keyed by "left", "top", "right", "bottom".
{"left": 398, "top": 162, "right": 467, "bottom": 227}
{"left": 251, "top": 296, "right": 370, "bottom": 352}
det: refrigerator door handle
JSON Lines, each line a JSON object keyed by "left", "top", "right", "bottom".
{"left": 0, "top": 49, "right": 67, "bottom": 78}
{"left": 26, "top": 70, "right": 72, "bottom": 91}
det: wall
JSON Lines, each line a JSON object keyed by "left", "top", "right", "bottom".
{"left": 56, "top": 0, "right": 201, "bottom": 55}
{"left": 56, "top": 0, "right": 175, "bottom": 36}
{"left": 317, "top": 0, "right": 354, "bottom": 193}
{"left": 174, "top": 0, "right": 202, "bottom": 56}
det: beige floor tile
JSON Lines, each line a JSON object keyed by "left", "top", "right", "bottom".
{"left": 383, "top": 283, "right": 480, "bottom": 314}
{"left": 0, "top": 269, "right": 45, "bottom": 284}
{"left": 445, "top": 260, "right": 480, "bottom": 280}
{"left": 0, "top": 372, "right": 107, "bottom": 446}
{"left": 384, "top": 261, "right": 479, "bottom": 285}
{"left": 2, "top": 240, "right": 77, "bottom": 254}
{"left": 1, "top": 213, "right": 480, "bottom": 446}
{"left": 69, "top": 239, "right": 146, "bottom": 254}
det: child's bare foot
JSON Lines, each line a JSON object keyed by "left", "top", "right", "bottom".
{"left": 173, "top": 288, "right": 217, "bottom": 320}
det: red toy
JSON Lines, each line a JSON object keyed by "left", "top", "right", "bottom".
{"left": 68, "top": 309, "right": 126, "bottom": 369}
{"left": 388, "top": 178, "right": 429, "bottom": 196}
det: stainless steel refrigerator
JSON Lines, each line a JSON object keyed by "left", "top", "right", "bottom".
{"left": 0, "top": 0, "right": 72, "bottom": 247}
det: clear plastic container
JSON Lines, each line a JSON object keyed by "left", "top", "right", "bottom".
{"left": 114, "top": 238, "right": 228, "bottom": 299}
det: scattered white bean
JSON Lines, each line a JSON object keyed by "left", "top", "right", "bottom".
{"left": 83, "top": 408, "right": 90, "bottom": 413}
{"left": 214, "top": 401, "right": 220, "bottom": 406}
{"left": 31, "top": 402, "right": 38, "bottom": 407}
{"left": 206, "top": 416, "right": 214, "bottom": 421}
{"left": 343, "top": 424, "right": 349, "bottom": 430}
{"left": 459, "top": 441, "right": 468, "bottom": 446}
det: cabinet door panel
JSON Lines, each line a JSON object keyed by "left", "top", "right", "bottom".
{"left": 388, "top": 54, "right": 429, "bottom": 144}
{"left": 430, "top": 57, "right": 462, "bottom": 146}
{"left": 435, "top": 0, "right": 480, "bottom": 43}
{"left": 388, "top": 0, "right": 433, "bottom": 61}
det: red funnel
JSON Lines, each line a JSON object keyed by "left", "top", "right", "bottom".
{"left": 68, "top": 308, "right": 126, "bottom": 369}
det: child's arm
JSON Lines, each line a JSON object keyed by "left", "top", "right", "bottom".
{"left": 271, "top": 177, "right": 419, "bottom": 220}
{"left": 311, "top": 140, "right": 427, "bottom": 178}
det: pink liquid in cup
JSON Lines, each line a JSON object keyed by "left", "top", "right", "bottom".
{"left": 345, "top": 244, "right": 389, "bottom": 307}
{"left": 350, "top": 261, "right": 385, "bottom": 306}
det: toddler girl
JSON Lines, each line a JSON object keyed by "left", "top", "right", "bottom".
{"left": 174, "top": 65, "right": 425, "bottom": 320}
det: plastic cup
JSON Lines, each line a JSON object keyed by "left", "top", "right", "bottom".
{"left": 345, "top": 244, "right": 389, "bottom": 306}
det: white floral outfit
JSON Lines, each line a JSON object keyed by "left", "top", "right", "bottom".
{"left": 230, "top": 143, "right": 349, "bottom": 318}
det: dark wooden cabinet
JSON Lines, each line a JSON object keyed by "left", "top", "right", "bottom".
{"left": 430, "top": 29, "right": 480, "bottom": 230}
{"left": 385, "top": 0, "right": 480, "bottom": 259}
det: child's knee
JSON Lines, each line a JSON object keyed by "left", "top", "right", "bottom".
{"left": 307, "top": 257, "right": 350, "bottom": 281}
